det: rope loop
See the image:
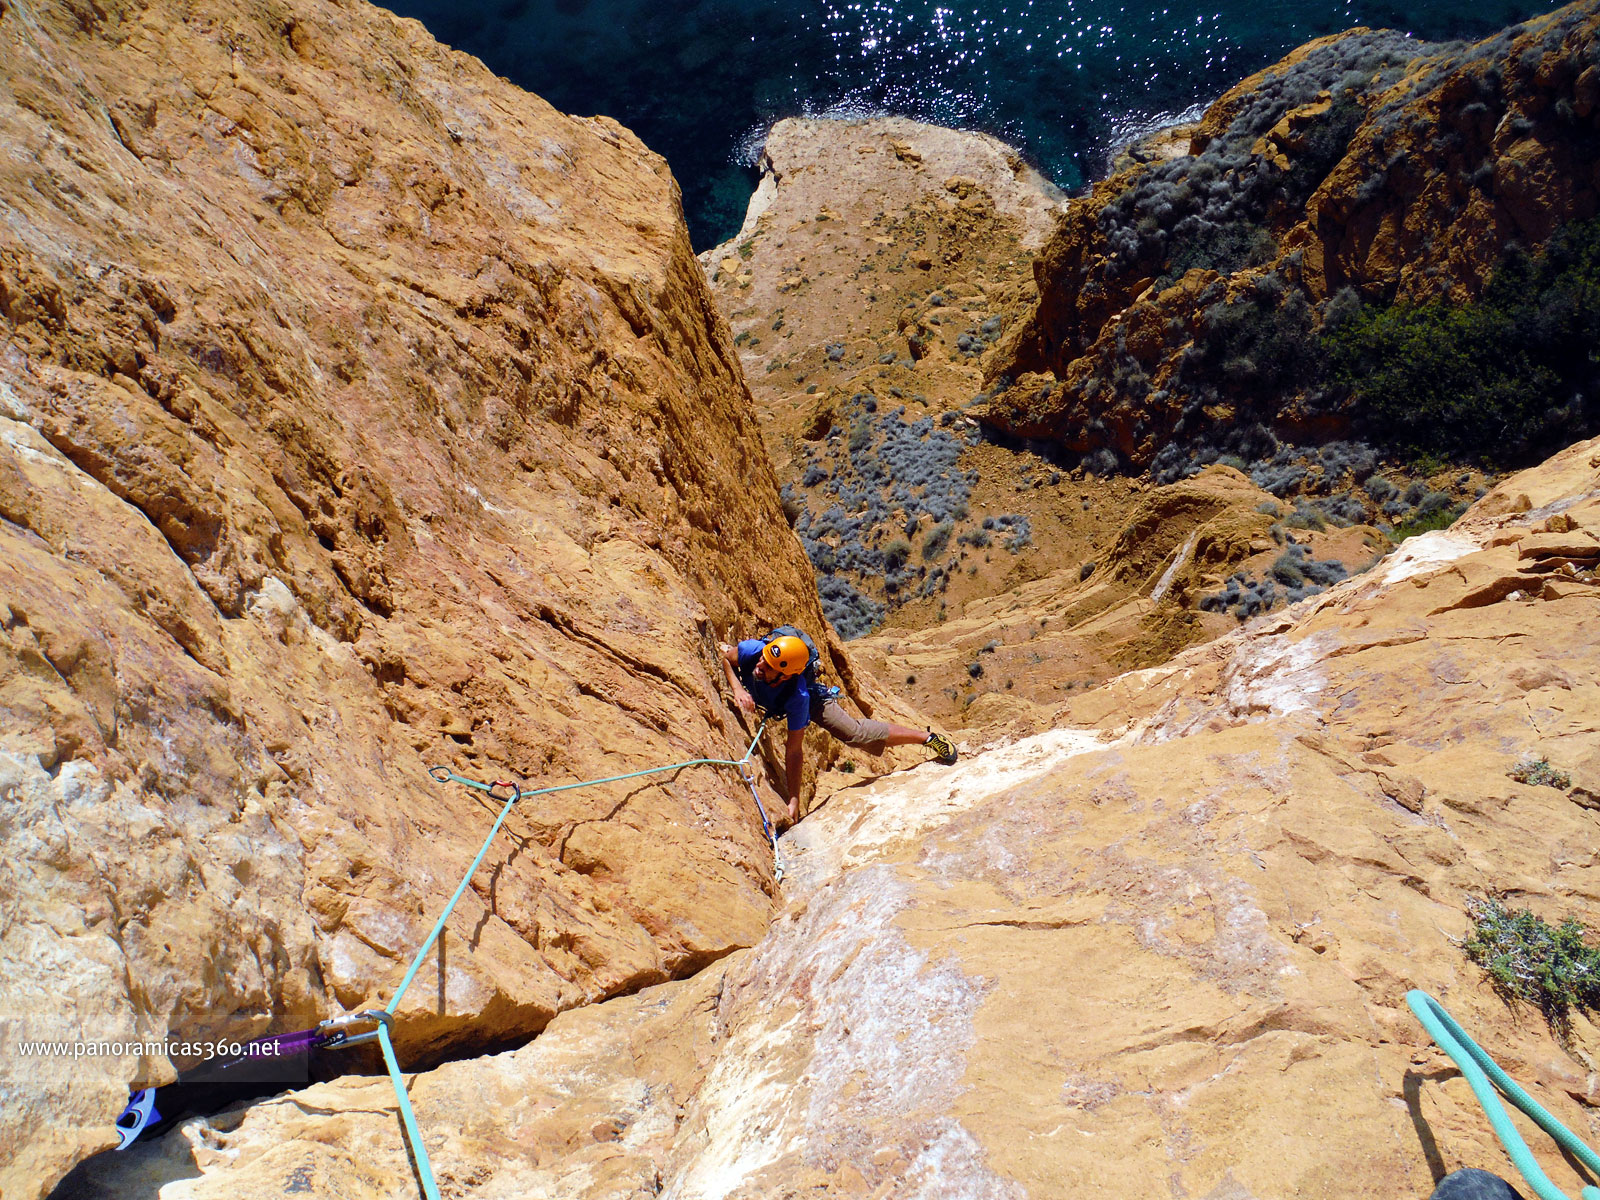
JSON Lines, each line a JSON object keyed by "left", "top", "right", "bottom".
{"left": 427, "top": 765, "right": 452, "bottom": 783}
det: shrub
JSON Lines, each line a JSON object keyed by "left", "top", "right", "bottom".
{"left": 1284, "top": 502, "right": 1327, "bottom": 531}
{"left": 1188, "top": 275, "right": 1322, "bottom": 396}
{"left": 1325, "top": 216, "right": 1600, "bottom": 462}
{"left": 1317, "top": 441, "right": 1379, "bottom": 485}
{"left": 807, "top": 541, "right": 837, "bottom": 572}
{"left": 1083, "top": 448, "right": 1119, "bottom": 476}
{"left": 922, "top": 519, "right": 954, "bottom": 561}
{"left": 1079, "top": 561, "right": 1096, "bottom": 581}
{"left": 1099, "top": 30, "right": 1422, "bottom": 284}
{"left": 817, "top": 575, "right": 885, "bottom": 640}
{"left": 1392, "top": 503, "right": 1464, "bottom": 541}
{"left": 1318, "top": 492, "right": 1367, "bottom": 525}
{"left": 1269, "top": 550, "right": 1306, "bottom": 587}
{"left": 992, "top": 513, "right": 1033, "bottom": 551}
{"left": 1509, "top": 757, "right": 1572, "bottom": 789}
{"left": 1415, "top": 489, "right": 1453, "bottom": 517}
{"left": 1163, "top": 220, "right": 1276, "bottom": 285}
{"left": 1252, "top": 463, "right": 1309, "bottom": 497}
{"left": 883, "top": 538, "right": 912, "bottom": 571}
{"left": 1463, "top": 895, "right": 1600, "bottom": 1030}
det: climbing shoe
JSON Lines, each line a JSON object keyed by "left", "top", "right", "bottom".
{"left": 926, "top": 730, "right": 958, "bottom": 765}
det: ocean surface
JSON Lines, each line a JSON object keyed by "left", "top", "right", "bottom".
{"left": 381, "top": 0, "right": 1544, "bottom": 249}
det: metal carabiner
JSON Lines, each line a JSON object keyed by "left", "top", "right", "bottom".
{"left": 317, "top": 1009, "right": 393, "bottom": 1049}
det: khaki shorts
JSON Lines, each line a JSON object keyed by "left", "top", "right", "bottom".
{"left": 812, "top": 697, "right": 894, "bottom": 752}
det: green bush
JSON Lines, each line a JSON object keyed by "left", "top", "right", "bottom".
{"left": 848, "top": 416, "right": 873, "bottom": 455}
{"left": 1509, "top": 756, "right": 1572, "bottom": 789}
{"left": 1188, "top": 275, "right": 1322, "bottom": 395}
{"left": 1463, "top": 895, "right": 1600, "bottom": 1029}
{"left": 921, "top": 519, "right": 953, "bottom": 561}
{"left": 1390, "top": 502, "right": 1464, "bottom": 542}
{"left": 883, "top": 538, "right": 912, "bottom": 571}
{"left": 1325, "top": 216, "right": 1600, "bottom": 462}
{"left": 1269, "top": 551, "right": 1306, "bottom": 586}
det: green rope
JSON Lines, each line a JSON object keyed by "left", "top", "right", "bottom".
{"left": 376, "top": 1019, "right": 440, "bottom": 1200}
{"left": 376, "top": 719, "right": 772, "bottom": 1197}
{"left": 1407, "top": 989, "right": 1600, "bottom": 1200}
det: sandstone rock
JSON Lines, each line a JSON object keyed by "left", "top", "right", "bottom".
{"left": 695, "top": 114, "right": 1093, "bottom": 707}
{"left": 1516, "top": 530, "right": 1600, "bottom": 561}
{"left": 74, "top": 438, "right": 1600, "bottom": 1200}
{"left": 0, "top": 0, "right": 903, "bottom": 1193}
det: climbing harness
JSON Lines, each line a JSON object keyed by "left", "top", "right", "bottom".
{"left": 372, "top": 720, "right": 777, "bottom": 1200}
{"left": 1407, "top": 989, "right": 1600, "bottom": 1200}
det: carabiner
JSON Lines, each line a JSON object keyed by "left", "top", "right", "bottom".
{"left": 317, "top": 1009, "right": 394, "bottom": 1049}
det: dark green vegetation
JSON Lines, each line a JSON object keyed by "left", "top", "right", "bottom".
{"left": 1080, "top": 13, "right": 1600, "bottom": 496}
{"left": 1326, "top": 217, "right": 1600, "bottom": 461}
{"left": 1389, "top": 504, "right": 1466, "bottom": 541}
{"left": 1509, "top": 756, "right": 1573, "bottom": 790}
{"left": 1168, "top": 217, "right": 1600, "bottom": 472}
{"left": 1464, "top": 895, "right": 1600, "bottom": 1033}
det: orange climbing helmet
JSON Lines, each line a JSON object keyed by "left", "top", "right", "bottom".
{"left": 761, "top": 634, "right": 810, "bottom": 679}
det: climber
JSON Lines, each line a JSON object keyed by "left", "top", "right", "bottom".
{"left": 720, "top": 627, "right": 957, "bottom": 825}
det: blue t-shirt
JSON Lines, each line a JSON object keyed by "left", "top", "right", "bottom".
{"left": 737, "top": 639, "right": 812, "bottom": 731}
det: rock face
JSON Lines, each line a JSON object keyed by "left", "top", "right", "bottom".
{"left": 984, "top": 3, "right": 1600, "bottom": 468}
{"left": 70, "top": 436, "right": 1600, "bottom": 1199}
{"left": 692, "top": 113, "right": 1413, "bottom": 718}
{"left": 698, "top": 117, "right": 1081, "bottom": 643}
{"left": 0, "top": 1, "right": 915, "bottom": 1194}
{"left": 849, "top": 461, "right": 1389, "bottom": 732}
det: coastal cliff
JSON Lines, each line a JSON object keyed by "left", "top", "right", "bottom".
{"left": 4, "top": 0, "right": 1600, "bottom": 1197}
{"left": 0, "top": 0, "right": 918, "bottom": 1192}
{"left": 986, "top": 4, "right": 1600, "bottom": 471}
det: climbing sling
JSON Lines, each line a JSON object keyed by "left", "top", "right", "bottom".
{"left": 113, "top": 1011, "right": 390, "bottom": 1148}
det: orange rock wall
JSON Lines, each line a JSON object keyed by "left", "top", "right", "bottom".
{"left": 0, "top": 0, "right": 889, "bottom": 1191}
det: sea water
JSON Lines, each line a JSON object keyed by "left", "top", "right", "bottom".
{"left": 381, "top": 0, "right": 1545, "bottom": 248}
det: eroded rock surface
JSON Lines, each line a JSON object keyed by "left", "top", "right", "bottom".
{"left": 0, "top": 1, "right": 914, "bottom": 1193}
{"left": 72, "top": 442, "right": 1600, "bottom": 1199}
{"left": 699, "top": 117, "right": 1086, "bottom": 647}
